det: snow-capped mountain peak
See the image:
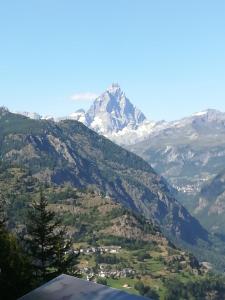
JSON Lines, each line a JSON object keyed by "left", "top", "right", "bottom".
{"left": 67, "top": 83, "right": 161, "bottom": 144}
{"left": 84, "top": 83, "right": 146, "bottom": 135}
{"left": 106, "top": 82, "right": 122, "bottom": 94}
{"left": 11, "top": 85, "right": 225, "bottom": 147}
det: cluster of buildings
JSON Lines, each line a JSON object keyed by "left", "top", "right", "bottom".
{"left": 98, "top": 268, "right": 136, "bottom": 279}
{"left": 80, "top": 266, "right": 136, "bottom": 281}
{"left": 79, "top": 246, "right": 121, "bottom": 255}
{"left": 76, "top": 245, "right": 136, "bottom": 281}
{"left": 175, "top": 183, "right": 200, "bottom": 194}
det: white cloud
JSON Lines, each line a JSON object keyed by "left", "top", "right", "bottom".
{"left": 70, "top": 92, "right": 99, "bottom": 102}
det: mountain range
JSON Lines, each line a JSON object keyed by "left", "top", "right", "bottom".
{"left": 0, "top": 106, "right": 207, "bottom": 246}
{"left": 10, "top": 84, "right": 225, "bottom": 237}
{"left": 4, "top": 84, "right": 225, "bottom": 270}
{"left": 65, "top": 86, "right": 225, "bottom": 215}
{"left": 68, "top": 83, "right": 166, "bottom": 144}
{"left": 129, "top": 108, "right": 225, "bottom": 194}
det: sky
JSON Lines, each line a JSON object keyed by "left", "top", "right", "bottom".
{"left": 0, "top": 0, "right": 225, "bottom": 121}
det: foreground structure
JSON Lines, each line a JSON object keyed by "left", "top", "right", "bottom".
{"left": 18, "top": 274, "right": 150, "bottom": 300}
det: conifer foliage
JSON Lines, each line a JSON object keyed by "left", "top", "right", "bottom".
{"left": 26, "top": 190, "right": 78, "bottom": 282}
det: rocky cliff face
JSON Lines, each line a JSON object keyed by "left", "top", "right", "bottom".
{"left": 69, "top": 83, "right": 147, "bottom": 137}
{"left": 86, "top": 83, "right": 146, "bottom": 133}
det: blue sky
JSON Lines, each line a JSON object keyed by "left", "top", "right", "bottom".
{"left": 0, "top": 0, "right": 224, "bottom": 121}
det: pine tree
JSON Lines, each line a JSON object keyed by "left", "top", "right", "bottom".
{"left": 53, "top": 226, "right": 79, "bottom": 276}
{"left": 26, "top": 190, "right": 78, "bottom": 283}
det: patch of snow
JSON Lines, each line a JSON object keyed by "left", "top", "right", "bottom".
{"left": 192, "top": 111, "right": 208, "bottom": 117}
{"left": 69, "top": 109, "right": 87, "bottom": 123}
{"left": 91, "top": 116, "right": 104, "bottom": 131}
{"left": 42, "top": 115, "right": 54, "bottom": 121}
{"left": 16, "top": 111, "right": 42, "bottom": 120}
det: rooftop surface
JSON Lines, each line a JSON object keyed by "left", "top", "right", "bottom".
{"left": 18, "top": 274, "right": 150, "bottom": 300}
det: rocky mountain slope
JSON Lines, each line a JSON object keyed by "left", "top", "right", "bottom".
{"left": 192, "top": 169, "right": 225, "bottom": 235}
{"left": 0, "top": 107, "right": 208, "bottom": 245}
{"left": 129, "top": 109, "right": 225, "bottom": 201}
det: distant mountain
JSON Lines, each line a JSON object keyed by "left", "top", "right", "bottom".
{"left": 10, "top": 87, "right": 225, "bottom": 208}
{"left": 69, "top": 83, "right": 153, "bottom": 142}
{"left": 15, "top": 111, "right": 42, "bottom": 120}
{"left": 68, "top": 84, "right": 173, "bottom": 145}
{"left": 14, "top": 110, "right": 54, "bottom": 121}
{"left": 129, "top": 109, "right": 225, "bottom": 202}
{"left": 86, "top": 83, "right": 146, "bottom": 133}
{"left": 0, "top": 107, "right": 208, "bottom": 245}
{"left": 15, "top": 84, "right": 161, "bottom": 144}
